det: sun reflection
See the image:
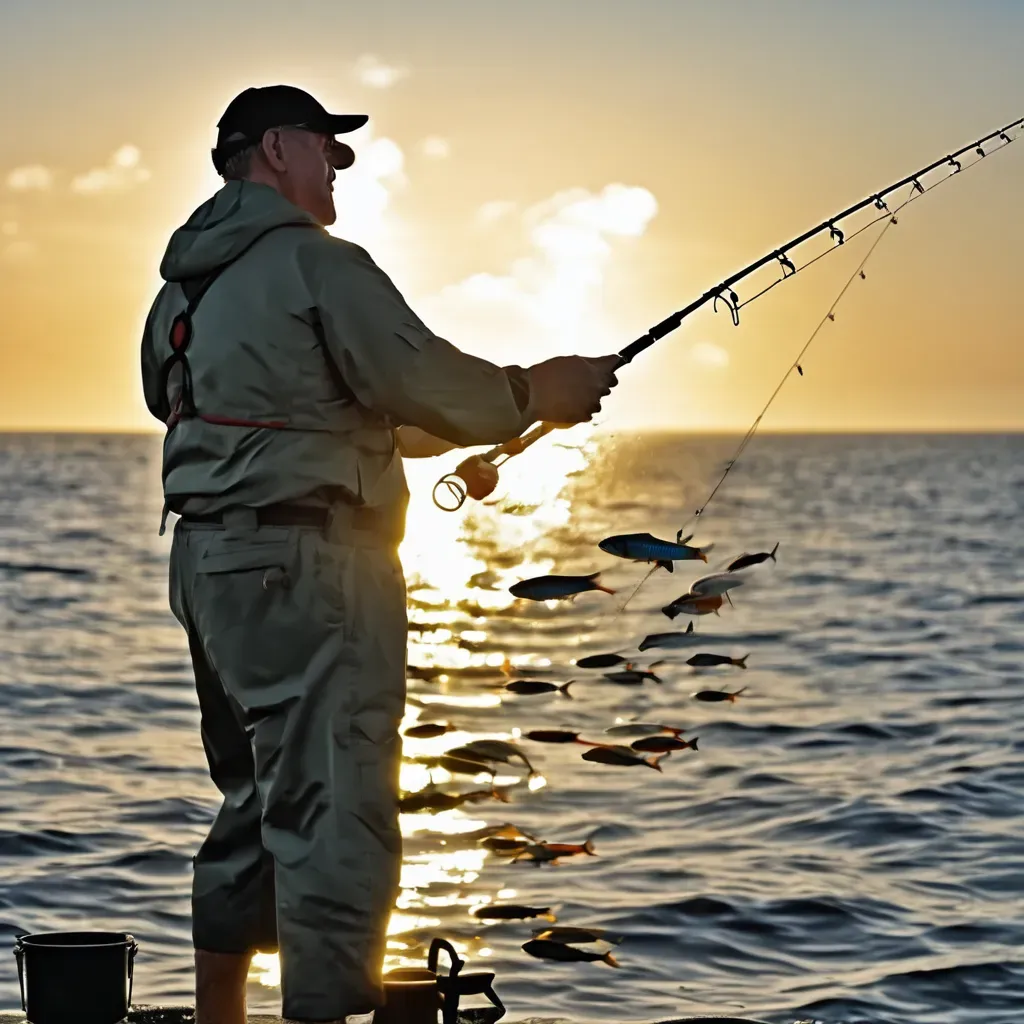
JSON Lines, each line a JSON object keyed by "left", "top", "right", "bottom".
{"left": 246, "top": 434, "right": 598, "bottom": 1000}
{"left": 249, "top": 952, "right": 280, "bottom": 989}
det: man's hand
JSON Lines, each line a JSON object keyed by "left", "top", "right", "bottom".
{"left": 526, "top": 354, "right": 620, "bottom": 425}
{"left": 456, "top": 455, "right": 500, "bottom": 500}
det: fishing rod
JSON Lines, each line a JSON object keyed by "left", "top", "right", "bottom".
{"left": 432, "top": 115, "right": 1023, "bottom": 512}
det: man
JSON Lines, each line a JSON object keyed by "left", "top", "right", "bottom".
{"left": 140, "top": 84, "right": 618, "bottom": 1024}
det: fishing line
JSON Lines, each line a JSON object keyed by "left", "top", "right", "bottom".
{"left": 614, "top": 213, "right": 900, "bottom": 615}
{"left": 617, "top": 124, "right": 1023, "bottom": 612}
{"left": 432, "top": 116, "right": 1024, "bottom": 515}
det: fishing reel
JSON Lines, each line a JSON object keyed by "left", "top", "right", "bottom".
{"left": 431, "top": 422, "right": 557, "bottom": 511}
{"left": 432, "top": 454, "right": 503, "bottom": 511}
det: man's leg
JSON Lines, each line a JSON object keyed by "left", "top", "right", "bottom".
{"left": 171, "top": 525, "right": 278, "bottom": 1024}
{"left": 195, "top": 950, "right": 251, "bottom": 1024}
{"left": 193, "top": 527, "right": 406, "bottom": 1022}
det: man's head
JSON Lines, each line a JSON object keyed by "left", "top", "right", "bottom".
{"left": 212, "top": 85, "right": 368, "bottom": 226}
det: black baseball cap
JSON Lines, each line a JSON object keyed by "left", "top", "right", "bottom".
{"left": 212, "top": 85, "right": 368, "bottom": 175}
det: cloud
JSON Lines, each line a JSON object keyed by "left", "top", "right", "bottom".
{"left": 6, "top": 165, "right": 54, "bottom": 191}
{"left": 331, "top": 127, "right": 407, "bottom": 247}
{"left": 353, "top": 54, "right": 409, "bottom": 89}
{"left": 688, "top": 341, "right": 730, "bottom": 369}
{"left": 419, "top": 136, "right": 450, "bottom": 160}
{"left": 2, "top": 240, "right": 38, "bottom": 264}
{"left": 421, "top": 183, "right": 658, "bottom": 365}
{"left": 71, "top": 145, "right": 151, "bottom": 195}
{"left": 474, "top": 200, "right": 517, "bottom": 227}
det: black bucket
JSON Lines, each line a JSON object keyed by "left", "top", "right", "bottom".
{"left": 14, "top": 931, "right": 138, "bottom": 1024}
{"left": 376, "top": 966, "right": 441, "bottom": 1024}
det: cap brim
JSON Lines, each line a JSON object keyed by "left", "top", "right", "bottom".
{"left": 324, "top": 113, "right": 368, "bottom": 135}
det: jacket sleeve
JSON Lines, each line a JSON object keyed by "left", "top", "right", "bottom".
{"left": 300, "top": 238, "right": 535, "bottom": 447}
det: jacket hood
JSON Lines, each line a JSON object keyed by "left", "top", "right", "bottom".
{"left": 159, "top": 180, "right": 319, "bottom": 283}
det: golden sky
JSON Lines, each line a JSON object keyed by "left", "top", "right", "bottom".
{"left": 1, "top": 0, "right": 1022, "bottom": 432}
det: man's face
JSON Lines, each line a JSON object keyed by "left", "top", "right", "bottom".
{"left": 271, "top": 127, "right": 338, "bottom": 226}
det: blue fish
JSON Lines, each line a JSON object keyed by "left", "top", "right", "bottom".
{"left": 510, "top": 572, "right": 614, "bottom": 601}
{"left": 598, "top": 532, "right": 707, "bottom": 572}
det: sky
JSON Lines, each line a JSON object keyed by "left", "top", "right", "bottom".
{"left": 1, "top": 0, "right": 1023, "bottom": 432}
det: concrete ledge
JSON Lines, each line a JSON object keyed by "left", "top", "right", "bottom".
{"left": 0, "top": 1009, "right": 770, "bottom": 1024}
{"left": 0, "top": 1009, "right": 512, "bottom": 1024}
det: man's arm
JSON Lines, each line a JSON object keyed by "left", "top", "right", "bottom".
{"left": 303, "top": 239, "right": 533, "bottom": 447}
{"left": 394, "top": 425, "right": 461, "bottom": 458}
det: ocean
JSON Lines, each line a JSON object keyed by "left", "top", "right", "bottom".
{"left": 0, "top": 431, "right": 1021, "bottom": 1024}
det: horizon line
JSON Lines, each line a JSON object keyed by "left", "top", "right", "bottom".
{"left": 1, "top": 426, "right": 1022, "bottom": 437}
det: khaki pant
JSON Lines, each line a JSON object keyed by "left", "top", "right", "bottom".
{"left": 169, "top": 509, "right": 407, "bottom": 1021}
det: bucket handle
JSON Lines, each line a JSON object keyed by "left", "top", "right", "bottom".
{"left": 427, "top": 937, "right": 463, "bottom": 979}
{"left": 427, "top": 939, "right": 505, "bottom": 1024}
{"left": 13, "top": 935, "right": 26, "bottom": 1013}
{"left": 13, "top": 935, "right": 139, "bottom": 1015}
{"left": 126, "top": 934, "right": 138, "bottom": 1009}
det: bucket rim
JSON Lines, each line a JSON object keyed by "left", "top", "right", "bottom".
{"left": 15, "top": 931, "right": 137, "bottom": 949}
{"left": 384, "top": 967, "right": 439, "bottom": 982}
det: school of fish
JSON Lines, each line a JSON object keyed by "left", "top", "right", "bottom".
{"left": 399, "top": 525, "right": 779, "bottom": 969}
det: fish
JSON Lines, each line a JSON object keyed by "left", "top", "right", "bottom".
{"left": 430, "top": 751, "right": 501, "bottom": 775}
{"left": 410, "top": 753, "right": 494, "bottom": 778}
{"left": 662, "top": 594, "right": 725, "bottom": 620}
{"left": 407, "top": 664, "right": 446, "bottom": 681}
{"left": 533, "top": 927, "right": 623, "bottom": 945}
{"left": 630, "top": 735, "right": 699, "bottom": 753}
{"left": 637, "top": 622, "right": 695, "bottom": 652}
{"left": 481, "top": 836, "right": 532, "bottom": 856}
{"left": 473, "top": 904, "right": 556, "bottom": 922}
{"left": 598, "top": 532, "right": 707, "bottom": 571}
{"left": 525, "top": 729, "right": 590, "bottom": 744}
{"left": 687, "top": 572, "right": 747, "bottom": 598}
{"left": 505, "top": 679, "right": 575, "bottom": 699}
{"left": 686, "top": 653, "right": 749, "bottom": 669}
{"left": 510, "top": 572, "right": 615, "bottom": 601}
{"left": 604, "top": 722, "right": 685, "bottom": 739}
{"left": 582, "top": 745, "right": 669, "bottom": 772}
{"left": 727, "top": 542, "right": 779, "bottom": 573}
{"left": 692, "top": 686, "right": 748, "bottom": 703}
{"left": 398, "top": 786, "right": 506, "bottom": 813}
{"left": 448, "top": 739, "right": 535, "bottom": 773}
{"left": 522, "top": 939, "right": 620, "bottom": 968}
{"left": 575, "top": 653, "right": 628, "bottom": 669}
{"left": 513, "top": 838, "right": 598, "bottom": 864}
{"left": 465, "top": 823, "right": 539, "bottom": 842}
{"left": 403, "top": 722, "right": 454, "bottom": 740}
{"left": 603, "top": 662, "right": 664, "bottom": 685}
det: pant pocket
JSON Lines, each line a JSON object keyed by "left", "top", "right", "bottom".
{"left": 352, "top": 710, "right": 402, "bottom": 855}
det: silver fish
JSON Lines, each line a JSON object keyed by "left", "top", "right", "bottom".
{"left": 582, "top": 745, "right": 669, "bottom": 771}
{"left": 638, "top": 622, "right": 696, "bottom": 651}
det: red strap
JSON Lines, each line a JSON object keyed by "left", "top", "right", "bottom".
{"left": 199, "top": 413, "right": 290, "bottom": 429}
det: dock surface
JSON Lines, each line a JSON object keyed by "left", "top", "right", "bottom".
{"left": 0, "top": 1010, "right": 767, "bottom": 1024}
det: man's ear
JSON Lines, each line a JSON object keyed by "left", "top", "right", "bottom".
{"left": 259, "top": 129, "right": 288, "bottom": 172}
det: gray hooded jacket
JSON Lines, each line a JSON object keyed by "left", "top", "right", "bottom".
{"left": 141, "top": 181, "right": 533, "bottom": 518}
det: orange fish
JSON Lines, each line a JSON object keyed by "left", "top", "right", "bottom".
{"left": 662, "top": 593, "right": 724, "bottom": 620}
